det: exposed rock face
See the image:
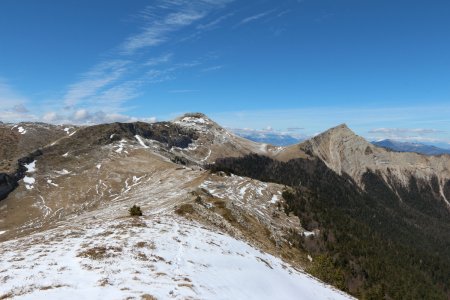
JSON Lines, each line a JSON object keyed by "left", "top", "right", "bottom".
{"left": 0, "top": 173, "right": 17, "bottom": 201}
{"left": 0, "top": 149, "right": 43, "bottom": 200}
{"left": 64, "top": 121, "right": 199, "bottom": 150}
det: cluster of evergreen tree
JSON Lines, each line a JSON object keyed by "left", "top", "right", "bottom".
{"left": 208, "top": 154, "right": 450, "bottom": 299}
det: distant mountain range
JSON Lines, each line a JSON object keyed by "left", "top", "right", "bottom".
{"left": 230, "top": 129, "right": 304, "bottom": 146}
{"left": 372, "top": 139, "right": 450, "bottom": 156}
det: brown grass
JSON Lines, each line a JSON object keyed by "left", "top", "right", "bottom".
{"left": 141, "top": 294, "right": 158, "bottom": 300}
{"left": 175, "top": 204, "right": 194, "bottom": 216}
{"left": 177, "top": 283, "right": 194, "bottom": 289}
{"left": 77, "top": 246, "right": 122, "bottom": 260}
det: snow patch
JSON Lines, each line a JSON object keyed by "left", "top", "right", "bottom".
{"left": 24, "top": 160, "right": 36, "bottom": 173}
{"left": 62, "top": 152, "right": 69, "bottom": 157}
{"left": 47, "top": 179, "right": 59, "bottom": 187}
{"left": 270, "top": 194, "right": 280, "bottom": 204}
{"left": 23, "top": 176, "right": 35, "bottom": 189}
{"left": 115, "top": 139, "right": 127, "bottom": 153}
{"left": 18, "top": 126, "right": 27, "bottom": 134}
{"left": 96, "top": 164, "right": 102, "bottom": 170}
{"left": 55, "top": 169, "right": 71, "bottom": 175}
{"left": 303, "top": 231, "right": 315, "bottom": 237}
{"left": 135, "top": 135, "right": 149, "bottom": 148}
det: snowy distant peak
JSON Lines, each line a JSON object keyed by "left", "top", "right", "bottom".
{"left": 373, "top": 139, "right": 450, "bottom": 156}
{"left": 231, "top": 129, "right": 304, "bottom": 146}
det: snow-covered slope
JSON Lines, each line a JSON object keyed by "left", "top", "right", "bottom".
{"left": 0, "top": 213, "right": 352, "bottom": 300}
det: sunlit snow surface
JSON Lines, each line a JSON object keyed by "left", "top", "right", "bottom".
{"left": 0, "top": 216, "right": 352, "bottom": 300}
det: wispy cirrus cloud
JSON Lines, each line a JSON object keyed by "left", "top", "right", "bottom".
{"left": 202, "top": 65, "right": 223, "bottom": 72}
{"left": 145, "top": 53, "right": 173, "bottom": 67}
{"left": 121, "top": 0, "right": 232, "bottom": 54}
{"left": 168, "top": 89, "right": 199, "bottom": 93}
{"left": 63, "top": 60, "right": 131, "bottom": 108}
{"left": 50, "top": 0, "right": 233, "bottom": 124}
{"left": 237, "top": 10, "right": 275, "bottom": 26}
{"left": 0, "top": 79, "right": 28, "bottom": 107}
{"left": 197, "top": 12, "right": 235, "bottom": 30}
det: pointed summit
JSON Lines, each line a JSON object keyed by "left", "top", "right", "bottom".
{"left": 298, "top": 123, "right": 374, "bottom": 176}
{"left": 314, "top": 123, "right": 357, "bottom": 140}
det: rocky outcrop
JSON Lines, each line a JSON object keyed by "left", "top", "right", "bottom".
{"left": 0, "top": 149, "right": 43, "bottom": 201}
{"left": 0, "top": 173, "right": 18, "bottom": 201}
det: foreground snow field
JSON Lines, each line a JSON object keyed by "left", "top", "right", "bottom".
{"left": 0, "top": 214, "right": 352, "bottom": 300}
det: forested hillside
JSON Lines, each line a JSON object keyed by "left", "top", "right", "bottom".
{"left": 209, "top": 154, "right": 450, "bottom": 299}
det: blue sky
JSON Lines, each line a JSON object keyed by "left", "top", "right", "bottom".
{"left": 1, "top": 0, "right": 450, "bottom": 146}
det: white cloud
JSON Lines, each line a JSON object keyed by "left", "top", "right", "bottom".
{"left": 40, "top": 109, "right": 157, "bottom": 125}
{"left": 42, "top": 112, "right": 62, "bottom": 123}
{"left": 74, "top": 109, "right": 91, "bottom": 121}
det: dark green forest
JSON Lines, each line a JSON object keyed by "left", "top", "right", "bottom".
{"left": 208, "top": 154, "right": 450, "bottom": 299}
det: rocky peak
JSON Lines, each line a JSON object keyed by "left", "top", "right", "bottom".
{"left": 300, "top": 124, "right": 374, "bottom": 175}
{"left": 173, "top": 112, "right": 220, "bottom": 132}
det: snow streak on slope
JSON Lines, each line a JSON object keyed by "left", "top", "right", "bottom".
{"left": 0, "top": 215, "right": 352, "bottom": 300}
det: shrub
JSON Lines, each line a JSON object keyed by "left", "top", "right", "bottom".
{"left": 129, "top": 205, "right": 143, "bottom": 216}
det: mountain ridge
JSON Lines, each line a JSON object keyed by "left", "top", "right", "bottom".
{"left": 1, "top": 112, "right": 450, "bottom": 298}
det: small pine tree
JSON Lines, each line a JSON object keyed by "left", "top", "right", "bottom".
{"left": 129, "top": 205, "right": 143, "bottom": 216}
